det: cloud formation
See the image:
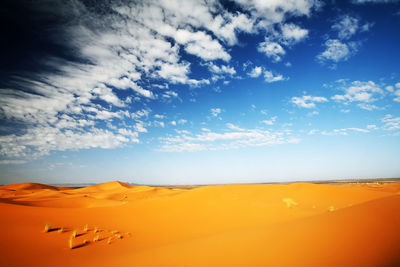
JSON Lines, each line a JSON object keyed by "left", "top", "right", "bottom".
{"left": 0, "top": 0, "right": 370, "bottom": 162}
{"left": 331, "top": 81, "right": 384, "bottom": 106}
{"left": 317, "top": 14, "right": 371, "bottom": 66}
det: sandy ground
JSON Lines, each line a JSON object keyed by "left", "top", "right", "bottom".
{"left": 0, "top": 181, "right": 399, "bottom": 266}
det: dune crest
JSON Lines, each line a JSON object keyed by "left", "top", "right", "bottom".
{"left": 86, "top": 181, "right": 133, "bottom": 190}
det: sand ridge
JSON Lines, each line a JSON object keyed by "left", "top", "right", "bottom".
{"left": 0, "top": 181, "right": 399, "bottom": 266}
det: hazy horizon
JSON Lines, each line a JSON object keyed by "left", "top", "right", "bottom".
{"left": 1, "top": 0, "right": 399, "bottom": 185}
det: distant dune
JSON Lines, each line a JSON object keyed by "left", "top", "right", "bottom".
{"left": 0, "top": 180, "right": 399, "bottom": 266}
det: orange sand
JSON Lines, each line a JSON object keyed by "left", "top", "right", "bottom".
{"left": 0, "top": 181, "right": 399, "bottom": 266}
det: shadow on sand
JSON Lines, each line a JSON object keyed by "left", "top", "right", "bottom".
{"left": 72, "top": 241, "right": 90, "bottom": 249}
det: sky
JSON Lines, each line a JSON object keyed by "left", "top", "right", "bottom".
{"left": 0, "top": 0, "right": 400, "bottom": 185}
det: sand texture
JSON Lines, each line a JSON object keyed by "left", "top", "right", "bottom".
{"left": 1, "top": 181, "right": 400, "bottom": 266}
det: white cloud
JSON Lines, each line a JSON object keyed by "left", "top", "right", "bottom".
{"left": 154, "top": 114, "right": 165, "bottom": 119}
{"left": 247, "top": 66, "right": 263, "bottom": 78}
{"left": 348, "top": 128, "right": 370, "bottom": 133}
{"left": 331, "top": 80, "right": 384, "bottom": 105}
{"left": 208, "top": 13, "right": 255, "bottom": 45}
{"left": 257, "top": 22, "right": 308, "bottom": 62}
{"left": 0, "top": 127, "right": 133, "bottom": 159}
{"left": 118, "top": 128, "right": 141, "bottom": 141}
{"left": 226, "top": 123, "right": 244, "bottom": 131}
{"left": 396, "top": 82, "right": 400, "bottom": 88}
{"left": 133, "top": 122, "right": 148, "bottom": 133}
{"left": 291, "top": 95, "right": 328, "bottom": 108}
{"left": 171, "top": 121, "right": 177, "bottom": 126}
{"left": 258, "top": 40, "right": 286, "bottom": 62}
{"left": 178, "top": 30, "right": 231, "bottom": 61}
{"left": 208, "top": 63, "right": 236, "bottom": 75}
{"left": 317, "top": 39, "right": 358, "bottom": 64}
{"left": 332, "top": 15, "right": 360, "bottom": 40}
{"left": 188, "top": 79, "right": 210, "bottom": 87}
{"left": 264, "top": 70, "right": 286, "bottom": 83}
{"left": 157, "top": 62, "right": 191, "bottom": 84}
{"left": 210, "top": 108, "right": 222, "bottom": 117}
{"left": 281, "top": 23, "right": 309, "bottom": 44}
{"left": 162, "top": 91, "right": 179, "bottom": 99}
{"left": 92, "top": 85, "right": 125, "bottom": 107}
{"left": 131, "top": 109, "right": 150, "bottom": 119}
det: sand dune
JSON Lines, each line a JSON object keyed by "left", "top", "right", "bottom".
{"left": 0, "top": 181, "right": 399, "bottom": 266}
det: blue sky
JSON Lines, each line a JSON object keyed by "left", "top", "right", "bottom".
{"left": 0, "top": 0, "right": 400, "bottom": 185}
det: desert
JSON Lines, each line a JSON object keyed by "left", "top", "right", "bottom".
{"left": 2, "top": 1, "right": 400, "bottom": 266}
{"left": 1, "top": 180, "right": 400, "bottom": 266}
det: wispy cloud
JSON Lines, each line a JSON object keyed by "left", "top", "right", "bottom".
{"left": 262, "top": 116, "right": 278, "bottom": 125}
{"left": 321, "top": 127, "right": 370, "bottom": 136}
{"left": 0, "top": 160, "right": 27, "bottom": 165}
{"left": 352, "top": 0, "right": 400, "bottom": 4}
{"left": 291, "top": 95, "right": 328, "bottom": 108}
{"left": 332, "top": 15, "right": 360, "bottom": 40}
{"left": 381, "top": 114, "right": 400, "bottom": 130}
{"left": 159, "top": 124, "right": 300, "bottom": 152}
